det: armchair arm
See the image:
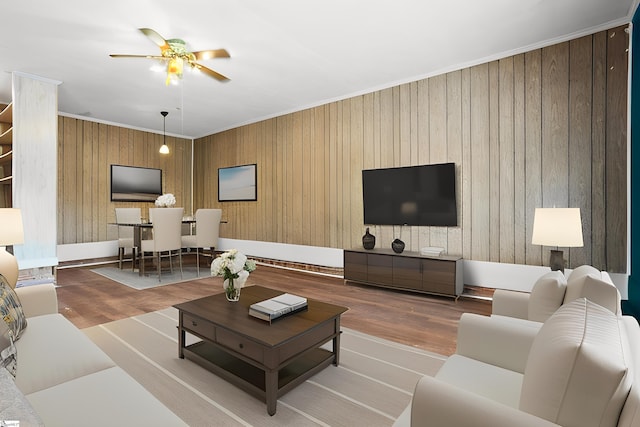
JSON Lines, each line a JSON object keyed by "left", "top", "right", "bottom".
{"left": 409, "top": 375, "right": 560, "bottom": 427}
{"left": 456, "top": 313, "right": 540, "bottom": 373}
{"left": 14, "top": 283, "right": 59, "bottom": 318}
{"left": 492, "top": 289, "right": 530, "bottom": 319}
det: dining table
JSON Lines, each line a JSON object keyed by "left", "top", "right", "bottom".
{"left": 112, "top": 218, "right": 228, "bottom": 276}
{"left": 112, "top": 219, "right": 196, "bottom": 276}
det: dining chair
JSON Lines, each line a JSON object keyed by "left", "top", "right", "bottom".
{"left": 181, "top": 209, "right": 221, "bottom": 276}
{"left": 140, "top": 207, "right": 184, "bottom": 281}
{"left": 114, "top": 208, "right": 141, "bottom": 270}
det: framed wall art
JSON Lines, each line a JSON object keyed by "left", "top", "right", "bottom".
{"left": 218, "top": 163, "right": 257, "bottom": 202}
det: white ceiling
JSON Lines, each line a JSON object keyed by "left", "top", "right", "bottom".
{"left": 0, "top": 0, "right": 636, "bottom": 139}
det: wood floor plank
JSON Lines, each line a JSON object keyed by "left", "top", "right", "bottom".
{"left": 55, "top": 262, "right": 492, "bottom": 356}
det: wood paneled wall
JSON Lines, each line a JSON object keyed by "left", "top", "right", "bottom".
{"left": 57, "top": 117, "right": 192, "bottom": 244}
{"left": 194, "top": 26, "right": 629, "bottom": 273}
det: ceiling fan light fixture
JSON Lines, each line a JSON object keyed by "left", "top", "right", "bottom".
{"left": 110, "top": 28, "right": 230, "bottom": 85}
{"left": 166, "top": 57, "right": 184, "bottom": 85}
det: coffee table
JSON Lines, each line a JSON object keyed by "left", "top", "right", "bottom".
{"left": 173, "top": 285, "right": 348, "bottom": 415}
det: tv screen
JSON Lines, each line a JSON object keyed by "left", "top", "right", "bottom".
{"left": 110, "top": 165, "right": 162, "bottom": 202}
{"left": 362, "top": 163, "right": 457, "bottom": 226}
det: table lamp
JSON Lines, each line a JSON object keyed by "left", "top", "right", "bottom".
{"left": 531, "top": 207, "right": 583, "bottom": 272}
{"left": 0, "top": 208, "right": 24, "bottom": 288}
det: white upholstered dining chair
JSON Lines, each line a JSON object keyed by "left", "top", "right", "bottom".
{"left": 140, "top": 207, "right": 184, "bottom": 281}
{"left": 181, "top": 208, "right": 221, "bottom": 276}
{"left": 114, "top": 208, "right": 141, "bottom": 270}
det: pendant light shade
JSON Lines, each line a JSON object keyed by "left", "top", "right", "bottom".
{"left": 160, "top": 111, "right": 169, "bottom": 154}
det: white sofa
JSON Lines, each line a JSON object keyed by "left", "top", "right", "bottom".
{"left": 5, "top": 283, "right": 187, "bottom": 427}
{"left": 394, "top": 297, "right": 640, "bottom": 427}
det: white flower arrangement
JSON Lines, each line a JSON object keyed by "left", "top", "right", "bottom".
{"left": 211, "top": 249, "right": 257, "bottom": 292}
{"left": 155, "top": 193, "right": 176, "bottom": 207}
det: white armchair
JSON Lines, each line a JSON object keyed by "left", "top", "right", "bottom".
{"left": 492, "top": 265, "right": 621, "bottom": 324}
{"left": 395, "top": 299, "right": 639, "bottom": 427}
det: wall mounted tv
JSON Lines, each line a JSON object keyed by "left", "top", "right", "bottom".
{"left": 362, "top": 162, "right": 457, "bottom": 226}
{"left": 110, "top": 164, "right": 162, "bottom": 202}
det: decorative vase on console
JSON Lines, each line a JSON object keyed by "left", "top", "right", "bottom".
{"left": 362, "top": 227, "right": 376, "bottom": 250}
{"left": 211, "top": 249, "right": 257, "bottom": 302}
{"left": 391, "top": 225, "right": 405, "bottom": 253}
{"left": 392, "top": 238, "right": 405, "bottom": 254}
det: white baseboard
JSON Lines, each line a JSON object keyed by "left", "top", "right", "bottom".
{"left": 55, "top": 239, "right": 629, "bottom": 299}
{"left": 217, "top": 238, "right": 343, "bottom": 268}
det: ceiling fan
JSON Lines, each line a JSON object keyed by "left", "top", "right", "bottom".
{"left": 110, "top": 28, "right": 230, "bottom": 85}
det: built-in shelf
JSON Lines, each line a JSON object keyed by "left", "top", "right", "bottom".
{"left": 0, "top": 127, "right": 11, "bottom": 145}
{"left": 0, "top": 103, "right": 12, "bottom": 124}
{"left": 0, "top": 150, "right": 12, "bottom": 166}
{"left": 0, "top": 103, "right": 12, "bottom": 206}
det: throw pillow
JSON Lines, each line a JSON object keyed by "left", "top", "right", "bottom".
{"left": 527, "top": 270, "right": 567, "bottom": 322}
{"left": 0, "top": 273, "right": 27, "bottom": 340}
{"left": 0, "top": 319, "right": 16, "bottom": 377}
{"left": 563, "top": 264, "right": 601, "bottom": 304}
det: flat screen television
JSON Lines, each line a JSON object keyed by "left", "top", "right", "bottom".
{"left": 362, "top": 162, "right": 457, "bottom": 226}
{"left": 110, "top": 164, "right": 162, "bottom": 202}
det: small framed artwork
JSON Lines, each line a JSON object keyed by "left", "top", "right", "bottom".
{"left": 218, "top": 163, "right": 257, "bottom": 202}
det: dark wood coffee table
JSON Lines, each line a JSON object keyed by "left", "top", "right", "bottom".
{"left": 173, "top": 285, "right": 348, "bottom": 415}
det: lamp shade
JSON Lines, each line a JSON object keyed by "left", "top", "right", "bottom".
{"left": 531, "top": 208, "right": 583, "bottom": 247}
{"left": 0, "top": 208, "right": 24, "bottom": 246}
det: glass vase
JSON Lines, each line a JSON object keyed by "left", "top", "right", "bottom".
{"left": 223, "top": 278, "right": 241, "bottom": 302}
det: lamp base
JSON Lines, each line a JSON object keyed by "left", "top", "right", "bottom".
{"left": 549, "top": 250, "right": 565, "bottom": 272}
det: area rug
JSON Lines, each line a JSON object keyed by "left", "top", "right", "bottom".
{"left": 83, "top": 308, "right": 446, "bottom": 426}
{"left": 90, "top": 266, "right": 208, "bottom": 290}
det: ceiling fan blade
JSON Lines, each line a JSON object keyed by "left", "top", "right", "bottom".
{"left": 109, "top": 54, "right": 166, "bottom": 59}
{"left": 139, "top": 28, "right": 169, "bottom": 49}
{"left": 192, "top": 49, "right": 231, "bottom": 61}
{"left": 193, "top": 63, "right": 230, "bottom": 81}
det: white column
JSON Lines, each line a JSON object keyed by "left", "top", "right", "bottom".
{"left": 12, "top": 72, "right": 61, "bottom": 275}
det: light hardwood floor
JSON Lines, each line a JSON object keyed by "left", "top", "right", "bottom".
{"left": 55, "top": 260, "right": 493, "bottom": 356}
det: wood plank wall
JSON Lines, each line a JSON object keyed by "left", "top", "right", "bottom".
{"left": 194, "top": 26, "right": 629, "bottom": 273}
{"left": 57, "top": 117, "right": 192, "bottom": 244}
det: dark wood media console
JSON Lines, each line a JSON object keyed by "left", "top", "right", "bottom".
{"left": 343, "top": 248, "right": 463, "bottom": 298}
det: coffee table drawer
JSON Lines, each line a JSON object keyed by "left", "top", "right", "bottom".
{"left": 278, "top": 320, "right": 336, "bottom": 361}
{"left": 183, "top": 314, "right": 216, "bottom": 341}
{"left": 217, "top": 328, "right": 264, "bottom": 363}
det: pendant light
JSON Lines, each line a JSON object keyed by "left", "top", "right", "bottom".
{"left": 159, "top": 111, "right": 170, "bottom": 154}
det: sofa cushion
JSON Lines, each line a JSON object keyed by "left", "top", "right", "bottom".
{"left": 0, "top": 319, "right": 17, "bottom": 377}
{"left": 26, "top": 366, "right": 187, "bottom": 427}
{"left": 0, "top": 273, "right": 27, "bottom": 340}
{"left": 15, "top": 313, "right": 115, "bottom": 394}
{"left": 519, "top": 298, "right": 631, "bottom": 427}
{"left": 436, "top": 354, "right": 524, "bottom": 409}
{"left": 563, "top": 264, "right": 601, "bottom": 304}
{"left": 527, "top": 270, "right": 566, "bottom": 322}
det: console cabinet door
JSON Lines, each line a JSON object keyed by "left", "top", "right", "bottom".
{"left": 392, "top": 257, "right": 422, "bottom": 289}
{"left": 422, "top": 259, "right": 456, "bottom": 295}
{"left": 343, "top": 251, "right": 368, "bottom": 282}
{"left": 367, "top": 254, "right": 394, "bottom": 286}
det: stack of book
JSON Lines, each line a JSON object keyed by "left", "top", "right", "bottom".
{"left": 420, "top": 246, "right": 444, "bottom": 256}
{"left": 249, "top": 293, "right": 308, "bottom": 323}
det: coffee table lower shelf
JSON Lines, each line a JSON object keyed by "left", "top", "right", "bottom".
{"left": 183, "top": 340, "right": 335, "bottom": 413}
